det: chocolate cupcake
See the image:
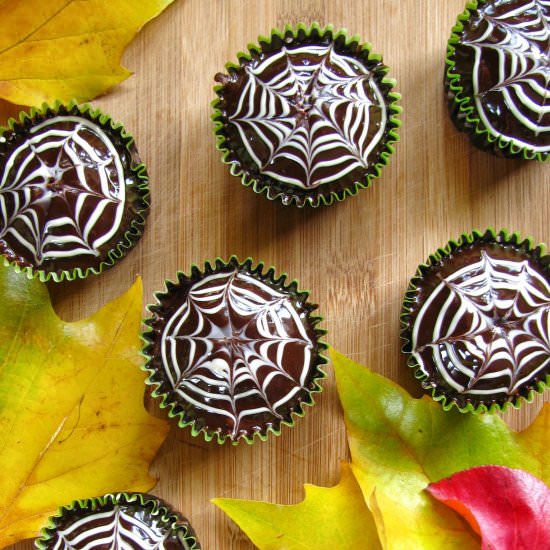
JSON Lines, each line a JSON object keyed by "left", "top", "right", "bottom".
{"left": 445, "top": 0, "right": 549, "bottom": 160}
{"left": 401, "top": 229, "right": 550, "bottom": 413}
{"left": 0, "top": 103, "right": 150, "bottom": 281}
{"left": 143, "top": 257, "right": 327, "bottom": 443}
{"left": 213, "top": 23, "right": 401, "bottom": 207}
{"left": 35, "top": 493, "right": 200, "bottom": 549}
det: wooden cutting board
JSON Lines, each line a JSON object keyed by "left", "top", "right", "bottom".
{"left": 4, "top": 0, "right": 548, "bottom": 548}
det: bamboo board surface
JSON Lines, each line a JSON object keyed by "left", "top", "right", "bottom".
{"left": 3, "top": 0, "right": 549, "bottom": 548}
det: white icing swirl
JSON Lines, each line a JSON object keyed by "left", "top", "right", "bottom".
{"left": 411, "top": 250, "right": 550, "bottom": 397}
{"left": 51, "top": 507, "right": 173, "bottom": 549}
{"left": 160, "top": 271, "right": 315, "bottom": 439}
{"left": 462, "top": 0, "right": 549, "bottom": 151}
{"left": 227, "top": 43, "right": 388, "bottom": 189}
{"left": 0, "top": 115, "right": 126, "bottom": 265}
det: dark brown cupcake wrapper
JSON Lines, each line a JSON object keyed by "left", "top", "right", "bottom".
{"left": 142, "top": 256, "right": 328, "bottom": 444}
{"left": 35, "top": 492, "right": 200, "bottom": 549}
{"left": 212, "top": 22, "right": 401, "bottom": 208}
{"left": 401, "top": 228, "right": 550, "bottom": 413}
{"left": 0, "top": 101, "right": 150, "bottom": 282}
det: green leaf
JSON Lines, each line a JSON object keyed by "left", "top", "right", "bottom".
{"left": 0, "top": 263, "right": 170, "bottom": 546}
{"left": 331, "top": 347, "right": 548, "bottom": 549}
{"left": 213, "top": 462, "right": 381, "bottom": 550}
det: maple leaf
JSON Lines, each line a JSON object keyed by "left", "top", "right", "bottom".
{"left": 212, "top": 463, "right": 381, "bottom": 550}
{"left": 331, "top": 348, "right": 549, "bottom": 549}
{"left": 0, "top": 0, "right": 174, "bottom": 106}
{"left": 428, "top": 466, "right": 550, "bottom": 550}
{"left": 215, "top": 347, "right": 549, "bottom": 549}
{"left": 0, "top": 263, "right": 170, "bottom": 546}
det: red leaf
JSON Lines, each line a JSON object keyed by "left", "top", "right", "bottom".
{"left": 427, "top": 465, "right": 550, "bottom": 550}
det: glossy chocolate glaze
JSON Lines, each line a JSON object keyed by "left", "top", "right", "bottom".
{"left": 0, "top": 110, "right": 148, "bottom": 276}
{"left": 215, "top": 31, "right": 393, "bottom": 198}
{"left": 451, "top": 0, "right": 549, "bottom": 151}
{"left": 407, "top": 242, "right": 550, "bottom": 406}
{"left": 145, "top": 262, "right": 322, "bottom": 440}
{"left": 45, "top": 495, "right": 197, "bottom": 549}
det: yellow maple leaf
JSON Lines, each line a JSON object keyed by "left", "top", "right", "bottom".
{"left": 215, "top": 348, "right": 550, "bottom": 549}
{"left": 0, "top": 263, "right": 170, "bottom": 546}
{"left": 0, "top": 0, "right": 174, "bottom": 106}
{"left": 213, "top": 462, "right": 381, "bottom": 550}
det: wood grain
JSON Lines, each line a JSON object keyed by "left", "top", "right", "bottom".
{"left": 4, "top": 0, "right": 549, "bottom": 548}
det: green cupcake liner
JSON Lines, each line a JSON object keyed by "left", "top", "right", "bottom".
{"left": 445, "top": 1, "right": 549, "bottom": 161}
{"left": 142, "top": 256, "right": 328, "bottom": 444}
{"left": 212, "top": 22, "right": 402, "bottom": 208}
{"left": 35, "top": 492, "right": 200, "bottom": 549}
{"left": 0, "top": 101, "right": 150, "bottom": 282}
{"left": 401, "top": 228, "right": 550, "bottom": 413}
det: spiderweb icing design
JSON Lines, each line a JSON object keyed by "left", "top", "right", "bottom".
{"left": 160, "top": 271, "right": 315, "bottom": 438}
{"left": 0, "top": 115, "right": 126, "bottom": 267}
{"left": 50, "top": 506, "right": 174, "bottom": 549}
{"left": 411, "top": 250, "right": 550, "bottom": 398}
{"left": 226, "top": 43, "right": 388, "bottom": 189}
{"left": 460, "top": 0, "right": 549, "bottom": 150}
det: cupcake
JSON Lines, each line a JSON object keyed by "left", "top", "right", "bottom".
{"left": 0, "top": 102, "right": 150, "bottom": 282}
{"left": 142, "top": 257, "right": 327, "bottom": 443}
{"left": 212, "top": 23, "right": 401, "bottom": 207}
{"left": 401, "top": 229, "right": 550, "bottom": 413}
{"left": 445, "top": 0, "right": 549, "bottom": 160}
{"left": 35, "top": 492, "right": 200, "bottom": 549}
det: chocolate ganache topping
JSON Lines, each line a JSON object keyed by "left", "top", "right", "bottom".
{"left": 42, "top": 494, "right": 198, "bottom": 550}
{"left": 145, "top": 262, "right": 324, "bottom": 441}
{"left": 451, "top": 0, "right": 549, "bottom": 152}
{"left": 216, "top": 38, "right": 389, "bottom": 190}
{"left": 0, "top": 110, "right": 148, "bottom": 277}
{"left": 408, "top": 242, "right": 550, "bottom": 407}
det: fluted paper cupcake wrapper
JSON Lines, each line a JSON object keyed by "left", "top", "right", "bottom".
{"left": 401, "top": 228, "right": 550, "bottom": 414}
{"left": 445, "top": 1, "right": 549, "bottom": 162}
{"left": 142, "top": 256, "right": 328, "bottom": 444}
{"left": 212, "top": 22, "right": 402, "bottom": 208}
{"left": 35, "top": 492, "right": 200, "bottom": 550}
{"left": 0, "top": 101, "right": 150, "bottom": 282}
